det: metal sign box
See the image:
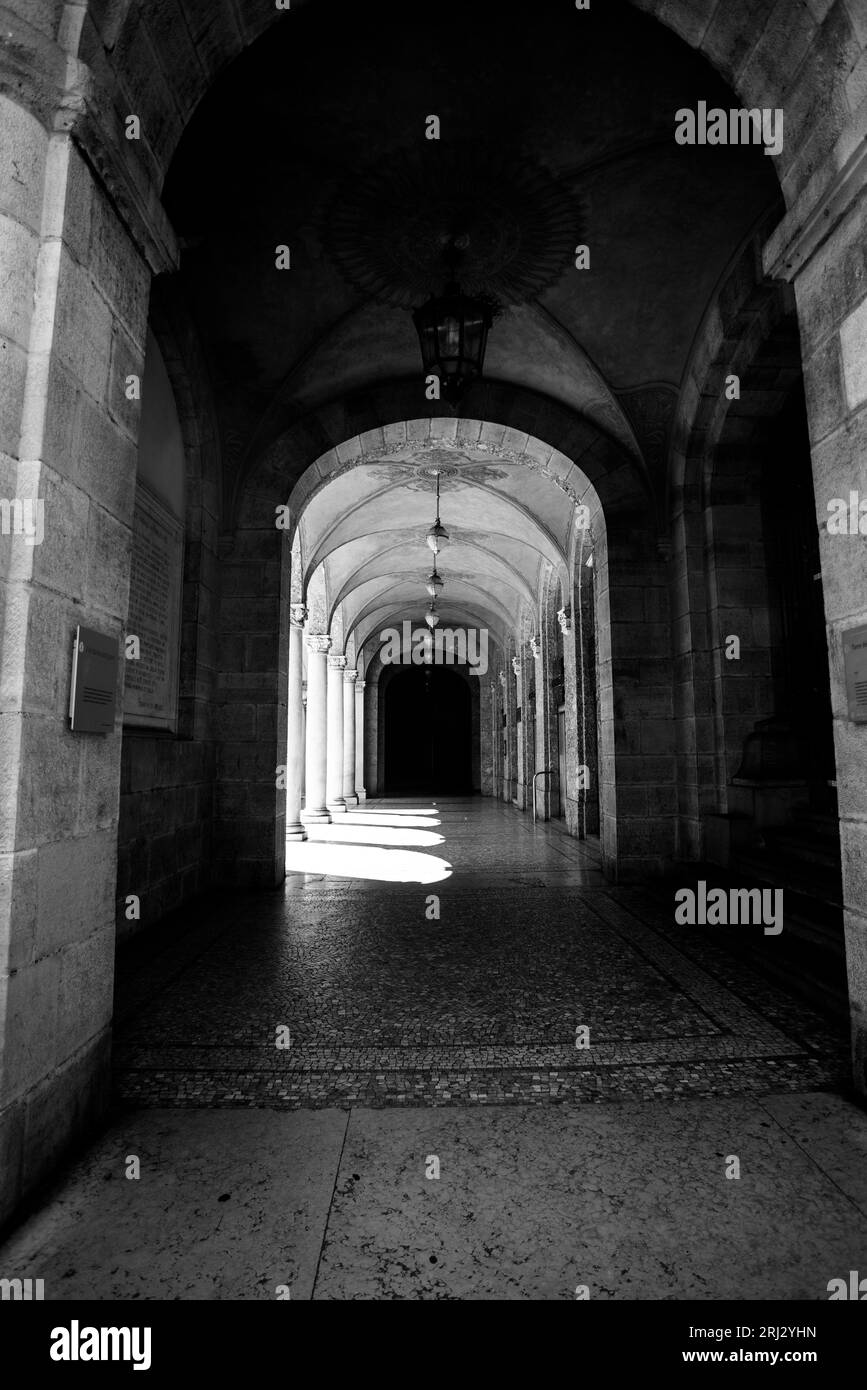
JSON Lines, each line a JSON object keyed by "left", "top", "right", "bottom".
{"left": 843, "top": 623, "right": 867, "bottom": 723}
{"left": 69, "top": 626, "right": 118, "bottom": 734}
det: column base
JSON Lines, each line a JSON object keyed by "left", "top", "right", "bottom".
{"left": 356, "top": 788, "right": 367, "bottom": 803}
{"left": 343, "top": 793, "right": 359, "bottom": 807}
{"left": 301, "top": 808, "right": 331, "bottom": 824}
{"left": 286, "top": 824, "right": 308, "bottom": 841}
{"left": 326, "top": 799, "right": 347, "bottom": 813}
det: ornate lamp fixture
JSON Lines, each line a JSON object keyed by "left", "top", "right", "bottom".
{"left": 413, "top": 238, "right": 499, "bottom": 403}
{"left": 426, "top": 555, "right": 444, "bottom": 599}
{"left": 425, "top": 469, "right": 449, "bottom": 554}
{"left": 422, "top": 471, "right": 447, "bottom": 629}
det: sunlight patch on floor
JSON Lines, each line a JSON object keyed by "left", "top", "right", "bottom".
{"left": 285, "top": 841, "right": 452, "bottom": 883}
{"left": 303, "top": 823, "right": 445, "bottom": 848}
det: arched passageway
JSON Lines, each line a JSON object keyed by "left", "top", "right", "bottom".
{"left": 2, "top": 0, "right": 867, "bottom": 1297}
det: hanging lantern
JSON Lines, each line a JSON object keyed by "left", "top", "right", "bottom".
{"left": 413, "top": 281, "right": 497, "bottom": 403}
{"left": 426, "top": 553, "right": 444, "bottom": 598}
{"left": 425, "top": 602, "right": 439, "bottom": 629}
{"left": 426, "top": 519, "right": 449, "bottom": 553}
{"left": 425, "top": 471, "right": 449, "bottom": 553}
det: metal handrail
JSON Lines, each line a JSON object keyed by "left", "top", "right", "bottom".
{"left": 532, "top": 768, "right": 554, "bottom": 824}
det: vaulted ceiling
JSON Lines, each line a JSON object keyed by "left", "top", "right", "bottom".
{"left": 158, "top": 0, "right": 781, "bottom": 647}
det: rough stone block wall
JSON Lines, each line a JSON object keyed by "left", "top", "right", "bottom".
{"left": 115, "top": 289, "right": 221, "bottom": 941}
{"left": 213, "top": 527, "right": 288, "bottom": 887}
{"left": 0, "top": 126, "right": 149, "bottom": 1227}
{"left": 785, "top": 191, "right": 867, "bottom": 1095}
{"left": 116, "top": 737, "right": 215, "bottom": 940}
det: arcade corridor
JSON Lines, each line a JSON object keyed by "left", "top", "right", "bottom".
{"left": 4, "top": 0, "right": 867, "bottom": 1320}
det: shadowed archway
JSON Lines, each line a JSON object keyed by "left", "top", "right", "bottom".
{"left": 383, "top": 664, "right": 473, "bottom": 795}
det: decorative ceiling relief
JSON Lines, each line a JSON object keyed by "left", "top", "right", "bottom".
{"left": 322, "top": 144, "right": 581, "bottom": 308}
{"left": 318, "top": 439, "right": 589, "bottom": 508}
{"left": 616, "top": 383, "right": 678, "bottom": 483}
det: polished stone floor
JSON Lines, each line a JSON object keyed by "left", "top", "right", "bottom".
{"left": 112, "top": 798, "right": 848, "bottom": 1108}
{"left": 2, "top": 797, "right": 864, "bottom": 1300}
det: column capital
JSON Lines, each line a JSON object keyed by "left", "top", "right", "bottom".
{"left": 290, "top": 602, "right": 308, "bottom": 628}
{"left": 356, "top": 679, "right": 366, "bottom": 692}
{"left": 498, "top": 670, "right": 507, "bottom": 689}
{"left": 307, "top": 633, "right": 331, "bottom": 654}
{"left": 511, "top": 656, "right": 520, "bottom": 677}
{"left": 328, "top": 654, "right": 347, "bottom": 670}
{"left": 557, "top": 607, "right": 572, "bottom": 635}
{"left": 344, "top": 668, "right": 358, "bottom": 684}
{"left": 530, "top": 635, "right": 541, "bottom": 660}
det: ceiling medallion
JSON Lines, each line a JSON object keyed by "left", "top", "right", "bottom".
{"left": 323, "top": 144, "right": 580, "bottom": 309}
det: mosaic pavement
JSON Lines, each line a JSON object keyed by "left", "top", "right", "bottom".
{"left": 113, "top": 798, "right": 849, "bottom": 1109}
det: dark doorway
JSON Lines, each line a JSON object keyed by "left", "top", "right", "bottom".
{"left": 384, "top": 666, "right": 472, "bottom": 794}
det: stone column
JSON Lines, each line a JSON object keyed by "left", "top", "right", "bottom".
{"left": 326, "top": 653, "right": 347, "bottom": 814}
{"left": 480, "top": 679, "right": 493, "bottom": 795}
{"left": 286, "top": 604, "right": 307, "bottom": 840}
{"left": 498, "top": 669, "right": 508, "bottom": 800}
{"left": 302, "top": 634, "right": 331, "bottom": 824}
{"left": 301, "top": 687, "right": 307, "bottom": 801}
{"left": 513, "top": 655, "right": 526, "bottom": 809}
{"left": 560, "top": 606, "right": 580, "bottom": 836}
{"left": 343, "top": 669, "right": 359, "bottom": 806}
{"left": 365, "top": 674, "right": 379, "bottom": 795}
{"left": 505, "top": 659, "right": 519, "bottom": 803}
{"left": 764, "top": 150, "right": 867, "bottom": 1099}
{"left": 355, "top": 679, "right": 367, "bottom": 802}
{"left": 0, "top": 85, "right": 156, "bottom": 1227}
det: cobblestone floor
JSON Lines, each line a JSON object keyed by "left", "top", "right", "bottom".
{"left": 113, "top": 797, "right": 850, "bottom": 1109}
{"left": 3, "top": 799, "right": 861, "bottom": 1302}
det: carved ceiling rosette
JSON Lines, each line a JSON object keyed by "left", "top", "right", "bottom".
{"left": 322, "top": 144, "right": 581, "bottom": 309}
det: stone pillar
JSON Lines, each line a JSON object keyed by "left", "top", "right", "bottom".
{"left": 342, "top": 669, "right": 358, "bottom": 806}
{"left": 560, "top": 607, "right": 580, "bottom": 835}
{"left": 0, "top": 80, "right": 160, "bottom": 1226}
{"left": 326, "top": 653, "right": 347, "bottom": 814}
{"left": 764, "top": 150, "right": 867, "bottom": 1100}
{"left": 301, "top": 687, "right": 307, "bottom": 801}
{"left": 529, "top": 635, "right": 541, "bottom": 814}
{"left": 365, "top": 674, "right": 380, "bottom": 795}
{"left": 480, "top": 679, "right": 493, "bottom": 795}
{"left": 536, "top": 601, "right": 559, "bottom": 822}
{"left": 576, "top": 573, "right": 600, "bottom": 836}
{"left": 286, "top": 604, "right": 307, "bottom": 840}
{"left": 302, "top": 635, "right": 331, "bottom": 824}
{"left": 355, "top": 679, "right": 367, "bottom": 802}
{"left": 513, "top": 655, "right": 526, "bottom": 809}
{"left": 498, "top": 669, "right": 508, "bottom": 800}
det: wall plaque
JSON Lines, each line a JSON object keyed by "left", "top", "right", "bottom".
{"left": 843, "top": 623, "right": 867, "bottom": 723}
{"left": 123, "top": 483, "right": 184, "bottom": 731}
{"left": 69, "top": 626, "right": 118, "bottom": 733}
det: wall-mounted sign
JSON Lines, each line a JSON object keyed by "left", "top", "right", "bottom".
{"left": 123, "top": 483, "right": 183, "bottom": 731}
{"left": 69, "top": 626, "right": 118, "bottom": 733}
{"left": 843, "top": 623, "right": 867, "bottom": 723}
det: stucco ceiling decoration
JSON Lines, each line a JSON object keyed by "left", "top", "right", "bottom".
{"left": 322, "top": 145, "right": 580, "bottom": 308}
{"left": 367, "top": 450, "right": 509, "bottom": 491}
{"left": 312, "top": 439, "right": 589, "bottom": 508}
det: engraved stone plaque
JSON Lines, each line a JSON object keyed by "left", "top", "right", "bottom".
{"left": 123, "top": 483, "right": 184, "bottom": 731}
{"left": 843, "top": 623, "right": 867, "bottom": 723}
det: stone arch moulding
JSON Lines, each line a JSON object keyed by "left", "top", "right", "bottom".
{"left": 71, "top": 0, "right": 863, "bottom": 227}
{"left": 236, "top": 412, "right": 671, "bottom": 882}
{"left": 668, "top": 215, "right": 806, "bottom": 860}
